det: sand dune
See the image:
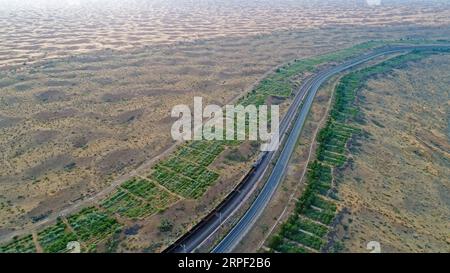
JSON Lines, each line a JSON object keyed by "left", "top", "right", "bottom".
{"left": 1, "top": 0, "right": 449, "bottom": 67}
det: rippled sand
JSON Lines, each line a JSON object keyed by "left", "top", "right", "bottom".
{"left": 1, "top": 0, "right": 449, "bottom": 67}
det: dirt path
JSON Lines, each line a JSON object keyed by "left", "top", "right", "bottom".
{"left": 32, "top": 232, "right": 43, "bottom": 253}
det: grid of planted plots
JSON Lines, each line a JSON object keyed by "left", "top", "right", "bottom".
{"left": 268, "top": 161, "right": 337, "bottom": 253}
{"left": 0, "top": 178, "right": 181, "bottom": 253}
{"left": 101, "top": 178, "right": 179, "bottom": 219}
{"left": 267, "top": 52, "right": 433, "bottom": 253}
{"left": 0, "top": 207, "right": 120, "bottom": 253}
{"left": 148, "top": 140, "right": 238, "bottom": 199}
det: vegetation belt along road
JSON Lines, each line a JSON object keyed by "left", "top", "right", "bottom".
{"left": 164, "top": 44, "right": 450, "bottom": 253}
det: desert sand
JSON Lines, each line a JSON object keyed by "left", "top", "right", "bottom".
{"left": 1, "top": 0, "right": 449, "bottom": 68}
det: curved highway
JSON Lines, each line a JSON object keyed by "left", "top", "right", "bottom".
{"left": 165, "top": 44, "right": 450, "bottom": 253}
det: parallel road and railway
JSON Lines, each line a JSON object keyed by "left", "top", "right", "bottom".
{"left": 165, "top": 44, "right": 450, "bottom": 253}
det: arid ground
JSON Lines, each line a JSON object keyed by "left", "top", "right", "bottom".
{"left": 1, "top": 0, "right": 450, "bottom": 68}
{"left": 0, "top": 0, "right": 449, "bottom": 252}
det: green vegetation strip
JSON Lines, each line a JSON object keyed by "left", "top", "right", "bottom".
{"left": 268, "top": 48, "right": 449, "bottom": 253}
{"left": 0, "top": 234, "right": 36, "bottom": 253}
{"left": 241, "top": 41, "right": 383, "bottom": 106}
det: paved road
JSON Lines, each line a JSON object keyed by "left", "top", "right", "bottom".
{"left": 164, "top": 44, "right": 450, "bottom": 253}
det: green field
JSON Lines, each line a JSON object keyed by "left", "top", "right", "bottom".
{"left": 67, "top": 207, "right": 121, "bottom": 244}
{"left": 147, "top": 140, "right": 225, "bottom": 199}
{"left": 101, "top": 189, "right": 156, "bottom": 219}
{"left": 101, "top": 177, "right": 179, "bottom": 219}
{"left": 150, "top": 164, "right": 219, "bottom": 199}
{"left": 37, "top": 219, "right": 77, "bottom": 253}
{"left": 121, "top": 178, "right": 179, "bottom": 208}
